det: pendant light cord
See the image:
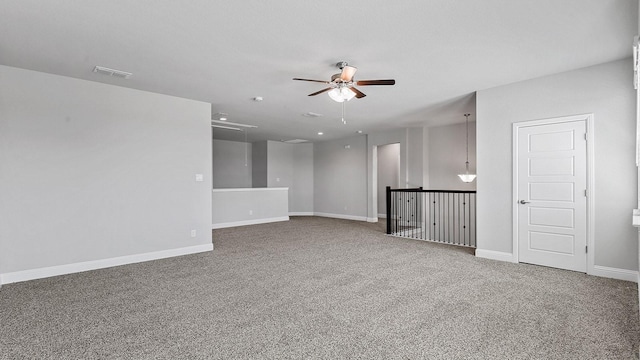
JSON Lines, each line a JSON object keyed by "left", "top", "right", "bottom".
{"left": 464, "top": 113, "right": 470, "bottom": 171}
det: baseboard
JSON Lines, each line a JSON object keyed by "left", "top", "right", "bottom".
{"left": 378, "top": 214, "right": 386, "bottom": 219}
{"left": 367, "top": 217, "right": 378, "bottom": 223}
{"left": 212, "top": 216, "right": 289, "bottom": 229}
{"left": 591, "top": 265, "right": 638, "bottom": 283}
{"left": 0, "top": 243, "right": 214, "bottom": 285}
{"left": 314, "top": 212, "right": 368, "bottom": 222}
{"left": 475, "top": 249, "right": 517, "bottom": 263}
{"left": 289, "top": 212, "right": 314, "bottom": 216}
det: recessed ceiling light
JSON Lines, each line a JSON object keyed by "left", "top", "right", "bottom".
{"left": 356, "top": 130, "right": 363, "bottom": 134}
{"left": 303, "top": 112, "right": 323, "bottom": 118}
{"left": 253, "top": 96, "right": 263, "bottom": 102}
{"left": 318, "top": 132, "right": 324, "bottom": 135}
{"left": 219, "top": 117, "right": 227, "bottom": 121}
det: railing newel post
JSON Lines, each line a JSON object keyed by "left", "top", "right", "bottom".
{"left": 386, "top": 186, "right": 391, "bottom": 234}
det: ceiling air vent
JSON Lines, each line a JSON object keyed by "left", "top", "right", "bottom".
{"left": 93, "top": 66, "right": 132, "bottom": 79}
{"left": 282, "top": 139, "right": 308, "bottom": 144}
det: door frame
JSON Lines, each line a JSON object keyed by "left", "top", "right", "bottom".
{"left": 512, "top": 113, "right": 595, "bottom": 274}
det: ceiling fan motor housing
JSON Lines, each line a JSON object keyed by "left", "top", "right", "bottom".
{"left": 331, "top": 73, "right": 345, "bottom": 83}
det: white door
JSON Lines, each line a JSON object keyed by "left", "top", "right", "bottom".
{"left": 516, "top": 119, "right": 587, "bottom": 272}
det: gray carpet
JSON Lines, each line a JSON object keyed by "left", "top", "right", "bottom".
{"left": 1, "top": 216, "right": 638, "bottom": 359}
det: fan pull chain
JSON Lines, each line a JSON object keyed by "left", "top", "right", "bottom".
{"left": 341, "top": 101, "right": 347, "bottom": 125}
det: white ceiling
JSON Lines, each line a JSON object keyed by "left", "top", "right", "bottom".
{"left": 0, "top": 1, "right": 637, "bottom": 142}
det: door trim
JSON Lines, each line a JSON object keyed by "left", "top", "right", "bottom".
{"left": 512, "top": 114, "right": 595, "bottom": 274}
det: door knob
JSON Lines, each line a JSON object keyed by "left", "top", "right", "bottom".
{"left": 519, "top": 200, "right": 530, "bottom": 204}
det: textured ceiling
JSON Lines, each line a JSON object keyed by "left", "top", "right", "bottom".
{"left": 0, "top": 0, "right": 637, "bottom": 142}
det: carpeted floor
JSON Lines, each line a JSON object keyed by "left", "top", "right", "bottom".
{"left": 1, "top": 216, "right": 639, "bottom": 359}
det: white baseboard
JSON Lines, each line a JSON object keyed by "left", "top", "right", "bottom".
{"left": 474, "top": 251, "right": 638, "bottom": 282}
{"left": 314, "top": 212, "right": 368, "bottom": 222}
{"left": 475, "top": 249, "right": 517, "bottom": 263}
{"left": 0, "top": 243, "right": 214, "bottom": 285}
{"left": 377, "top": 214, "right": 386, "bottom": 219}
{"left": 591, "top": 265, "right": 638, "bottom": 283}
{"left": 212, "top": 216, "right": 289, "bottom": 229}
{"left": 367, "top": 217, "right": 379, "bottom": 223}
{"left": 289, "top": 212, "right": 314, "bottom": 216}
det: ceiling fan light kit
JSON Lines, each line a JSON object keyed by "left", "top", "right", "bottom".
{"left": 339, "top": 64, "right": 357, "bottom": 82}
{"left": 328, "top": 87, "right": 356, "bottom": 102}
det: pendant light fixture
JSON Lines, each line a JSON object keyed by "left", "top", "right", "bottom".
{"left": 458, "top": 113, "right": 476, "bottom": 183}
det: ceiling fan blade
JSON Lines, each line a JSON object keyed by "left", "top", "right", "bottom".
{"left": 308, "top": 87, "right": 333, "bottom": 96}
{"left": 349, "top": 87, "right": 366, "bottom": 99}
{"left": 356, "top": 79, "right": 396, "bottom": 86}
{"left": 340, "top": 66, "right": 357, "bottom": 82}
{"left": 293, "top": 78, "right": 331, "bottom": 84}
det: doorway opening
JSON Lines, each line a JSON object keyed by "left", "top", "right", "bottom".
{"left": 377, "top": 143, "right": 401, "bottom": 219}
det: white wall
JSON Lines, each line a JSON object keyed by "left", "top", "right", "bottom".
{"left": 291, "top": 143, "right": 314, "bottom": 214}
{"left": 476, "top": 58, "right": 637, "bottom": 271}
{"left": 377, "top": 143, "right": 400, "bottom": 217}
{"left": 212, "top": 139, "right": 252, "bottom": 188}
{"left": 0, "top": 65, "right": 212, "bottom": 279}
{"left": 428, "top": 122, "right": 476, "bottom": 190}
{"left": 314, "top": 135, "right": 368, "bottom": 220}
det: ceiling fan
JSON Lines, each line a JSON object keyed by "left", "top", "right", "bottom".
{"left": 293, "top": 61, "right": 395, "bottom": 102}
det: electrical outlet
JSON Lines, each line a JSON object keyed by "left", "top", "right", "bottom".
{"left": 190, "top": 229, "right": 197, "bottom": 238}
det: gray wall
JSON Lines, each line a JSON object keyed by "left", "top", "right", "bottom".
{"left": 213, "top": 139, "right": 252, "bottom": 188}
{"left": 407, "top": 127, "right": 424, "bottom": 189}
{"left": 428, "top": 122, "right": 477, "bottom": 191}
{"left": 267, "top": 141, "right": 314, "bottom": 213}
{"left": 247, "top": 140, "right": 314, "bottom": 213}
{"left": 366, "top": 128, "right": 424, "bottom": 220}
{"left": 377, "top": 143, "right": 400, "bottom": 216}
{"left": 291, "top": 143, "right": 314, "bottom": 214}
{"left": 212, "top": 188, "right": 288, "bottom": 227}
{"left": 267, "top": 141, "right": 293, "bottom": 188}
{"left": 476, "top": 58, "right": 637, "bottom": 270}
{"left": 314, "top": 135, "right": 368, "bottom": 219}
{"left": 0, "top": 65, "right": 212, "bottom": 274}
{"left": 422, "top": 126, "right": 431, "bottom": 189}
{"left": 252, "top": 141, "right": 268, "bottom": 187}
